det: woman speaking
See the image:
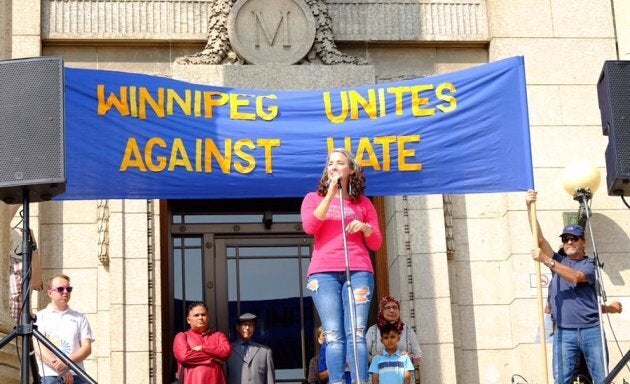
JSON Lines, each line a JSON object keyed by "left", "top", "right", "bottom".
{"left": 301, "top": 148, "right": 382, "bottom": 384}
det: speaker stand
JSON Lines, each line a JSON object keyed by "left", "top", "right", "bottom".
{"left": 603, "top": 348, "right": 630, "bottom": 383}
{"left": 0, "top": 190, "right": 97, "bottom": 384}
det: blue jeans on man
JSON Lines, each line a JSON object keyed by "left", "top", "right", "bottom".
{"left": 553, "top": 325, "right": 606, "bottom": 384}
{"left": 41, "top": 375, "right": 87, "bottom": 384}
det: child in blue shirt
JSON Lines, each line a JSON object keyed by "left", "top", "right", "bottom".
{"left": 368, "top": 323, "right": 414, "bottom": 384}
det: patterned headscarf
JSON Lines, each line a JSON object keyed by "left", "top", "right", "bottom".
{"left": 376, "top": 296, "right": 404, "bottom": 333}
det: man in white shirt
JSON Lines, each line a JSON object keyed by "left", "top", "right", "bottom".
{"left": 34, "top": 274, "right": 94, "bottom": 384}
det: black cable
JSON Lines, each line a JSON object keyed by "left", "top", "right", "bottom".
{"left": 14, "top": 227, "right": 35, "bottom": 326}
{"left": 11, "top": 230, "right": 30, "bottom": 371}
{"left": 604, "top": 311, "right": 630, "bottom": 378}
{"left": 12, "top": 207, "right": 46, "bottom": 382}
{"left": 11, "top": 208, "right": 26, "bottom": 325}
{"left": 18, "top": 258, "right": 33, "bottom": 325}
{"left": 14, "top": 207, "right": 24, "bottom": 228}
{"left": 8, "top": 208, "right": 24, "bottom": 375}
{"left": 621, "top": 195, "right": 630, "bottom": 209}
{"left": 511, "top": 373, "right": 528, "bottom": 383}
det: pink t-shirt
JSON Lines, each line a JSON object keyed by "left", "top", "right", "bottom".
{"left": 301, "top": 192, "right": 382, "bottom": 276}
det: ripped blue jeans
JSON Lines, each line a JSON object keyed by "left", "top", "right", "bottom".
{"left": 307, "top": 271, "right": 374, "bottom": 384}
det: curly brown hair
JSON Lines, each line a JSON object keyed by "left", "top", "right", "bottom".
{"left": 316, "top": 148, "right": 366, "bottom": 203}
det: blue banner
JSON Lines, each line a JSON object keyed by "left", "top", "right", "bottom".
{"left": 62, "top": 56, "right": 533, "bottom": 199}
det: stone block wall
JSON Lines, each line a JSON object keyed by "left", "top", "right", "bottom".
{"left": 0, "top": 1, "right": 629, "bottom": 384}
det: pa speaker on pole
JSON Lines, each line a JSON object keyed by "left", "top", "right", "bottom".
{"left": 0, "top": 56, "right": 66, "bottom": 203}
{"left": 597, "top": 60, "right": 630, "bottom": 196}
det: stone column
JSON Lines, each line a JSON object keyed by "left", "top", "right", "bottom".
{"left": 0, "top": 1, "right": 11, "bottom": 58}
{"left": 11, "top": 0, "right": 41, "bottom": 58}
{"left": 384, "top": 194, "right": 457, "bottom": 383}
{"left": 109, "top": 200, "right": 152, "bottom": 383}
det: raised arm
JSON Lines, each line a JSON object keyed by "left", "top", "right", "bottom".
{"left": 301, "top": 193, "right": 327, "bottom": 235}
{"left": 525, "top": 190, "right": 554, "bottom": 258}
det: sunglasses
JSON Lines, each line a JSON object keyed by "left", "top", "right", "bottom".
{"left": 561, "top": 235, "right": 582, "bottom": 244}
{"left": 49, "top": 286, "right": 73, "bottom": 293}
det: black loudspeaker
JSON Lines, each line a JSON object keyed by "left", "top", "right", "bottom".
{"left": 0, "top": 56, "right": 66, "bottom": 204}
{"left": 597, "top": 60, "right": 630, "bottom": 196}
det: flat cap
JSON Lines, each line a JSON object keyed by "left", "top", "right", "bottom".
{"left": 238, "top": 312, "right": 257, "bottom": 322}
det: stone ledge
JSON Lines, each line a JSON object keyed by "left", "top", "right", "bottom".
{"left": 171, "top": 63, "right": 376, "bottom": 89}
{"left": 42, "top": 0, "right": 489, "bottom": 43}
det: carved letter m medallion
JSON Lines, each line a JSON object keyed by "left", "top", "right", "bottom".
{"left": 229, "top": 0, "right": 316, "bottom": 64}
{"left": 253, "top": 10, "right": 290, "bottom": 48}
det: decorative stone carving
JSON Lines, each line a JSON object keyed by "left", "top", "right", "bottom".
{"left": 176, "top": 0, "right": 366, "bottom": 65}
{"left": 303, "top": 0, "right": 367, "bottom": 65}
{"left": 176, "top": 0, "right": 239, "bottom": 65}
{"left": 97, "top": 200, "right": 110, "bottom": 266}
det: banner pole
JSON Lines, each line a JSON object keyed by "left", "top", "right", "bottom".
{"left": 530, "top": 202, "right": 550, "bottom": 384}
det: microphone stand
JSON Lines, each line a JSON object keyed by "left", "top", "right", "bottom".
{"left": 337, "top": 182, "right": 363, "bottom": 384}
{"left": 574, "top": 187, "right": 608, "bottom": 377}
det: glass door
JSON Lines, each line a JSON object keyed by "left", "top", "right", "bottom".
{"left": 215, "top": 237, "right": 316, "bottom": 383}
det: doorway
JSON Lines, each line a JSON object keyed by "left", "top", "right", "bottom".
{"left": 163, "top": 197, "right": 386, "bottom": 383}
{"left": 166, "top": 199, "right": 316, "bottom": 383}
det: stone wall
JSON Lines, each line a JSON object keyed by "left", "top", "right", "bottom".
{"left": 0, "top": 1, "right": 629, "bottom": 384}
{"left": 455, "top": 1, "right": 630, "bottom": 382}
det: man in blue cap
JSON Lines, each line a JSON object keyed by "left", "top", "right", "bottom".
{"left": 526, "top": 190, "right": 606, "bottom": 384}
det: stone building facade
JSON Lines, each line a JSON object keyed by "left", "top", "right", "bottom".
{"left": 1, "top": 1, "right": 629, "bottom": 383}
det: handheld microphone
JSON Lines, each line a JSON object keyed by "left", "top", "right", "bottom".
{"left": 326, "top": 173, "right": 340, "bottom": 188}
